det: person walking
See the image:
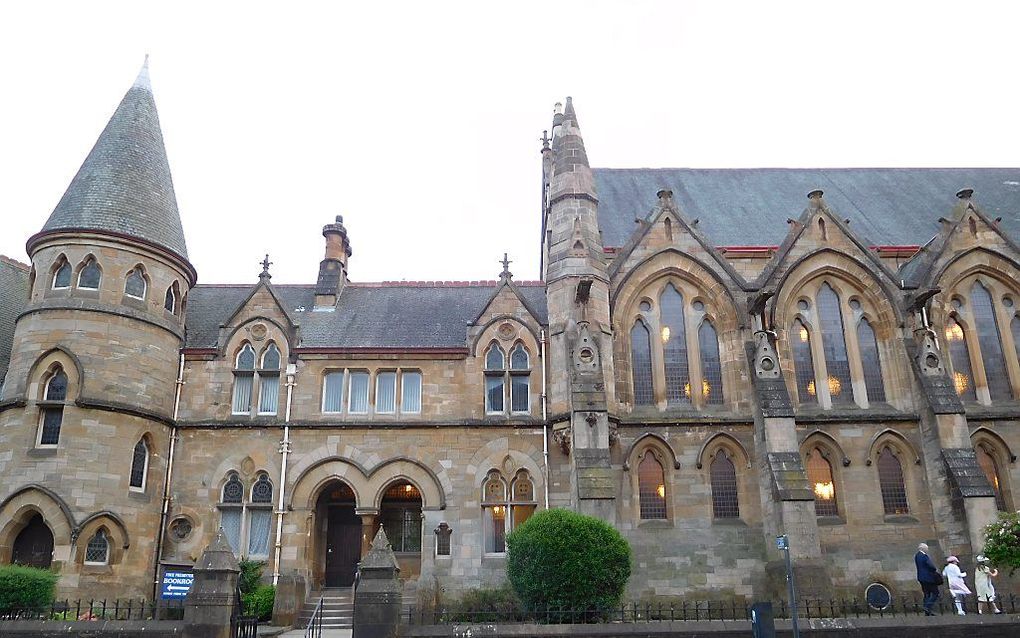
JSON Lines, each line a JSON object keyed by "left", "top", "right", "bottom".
{"left": 943, "top": 556, "right": 971, "bottom": 615}
{"left": 974, "top": 555, "right": 1003, "bottom": 614}
{"left": 914, "top": 543, "right": 942, "bottom": 615}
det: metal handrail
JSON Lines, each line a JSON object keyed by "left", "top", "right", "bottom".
{"left": 305, "top": 594, "right": 324, "bottom": 638}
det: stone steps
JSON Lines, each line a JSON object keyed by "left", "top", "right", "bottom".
{"left": 295, "top": 589, "right": 417, "bottom": 629}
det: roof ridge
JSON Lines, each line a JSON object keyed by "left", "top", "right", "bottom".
{"left": 0, "top": 255, "right": 31, "bottom": 271}
{"left": 191, "top": 280, "right": 547, "bottom": 289}
{"left": 592, "top": 166, "right": 1020, "bottom": 171}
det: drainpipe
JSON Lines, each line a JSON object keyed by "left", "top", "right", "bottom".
{"left": 272, "top": 364, "right": 296, "bottom": 586}
{"left": 540, "top": 329, "right": 550, "bottom": 509}
{"left": 152, "top": 351, "right": 185, "bottom": 600}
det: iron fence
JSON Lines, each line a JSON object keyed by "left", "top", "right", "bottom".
{"left": 305, "top": 595, "right": 324, "bottom": 638}
{"left": 406, "top": 593, "right": 1019, "bottom": 625}
{"left": 0, "top": 598, "right": 184, "bottom": 622}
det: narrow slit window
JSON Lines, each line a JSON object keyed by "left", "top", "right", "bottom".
{"left": 699, "top": 321, "right": 724, "bottom": 406}
{"left": 792, "top": 320, "right": 817, "bottom": 404}
{"left": 401, "top": 371, "right": 422, "bottom": 414}
{"left": 857, "top": 319, "right": 886, "bottom": 403}
{"left": 39, "top": 368, "right": 68, "bottom": 446}
{"left": 631, "top": 320, "right": 654, "bottom": 406}
{"left": 970, "top": 282, "right": 1012, "bottom": 401}
{"left": 816, "top": 284, "right": 853, "bottom": 404}
{"left": 877, "top": 447, "right": 909, "bottom": 515}
{"left": 710, "top": 450, "right": 740, "bottom": 519}
{"left": 164, "top": 285, "right": 177, "bottom": 313}
{"left": 129, "top": 438, "right": 148, "bottom": 490}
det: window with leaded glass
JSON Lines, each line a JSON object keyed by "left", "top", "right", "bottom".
{"left": 976, "top": 444, "right": 1008, "bottom": 512}
{"left": 125, "top": 268, "right": 146, "bottom": 299}
{"left": 251, "top": 473, "right": 273, "bottom": 503}
{"left": 375, "top": 371, "right": 397, "bottom": 414}
{"left": 77, "top": 258, "right": 101, "bottom": 290}
{"left": 38, "top": 368, "right": 68, "bottom": 446}
{"left": 247, "top": 473, "right": 273, "bottom": 557}
{"left": 699, "top": 321, "right": 724, "bottom": 406}
{"left": 638, "top": 452, "right": 667, "bottom": 520}
{"left": 219, "top": 472, "right": 273, "bottom": 558}
{"left": 52, "top": 259, "right": 71, "bottom": 289}
{"left": 660, "top": 285, "right": 690, "bottom": 406}
{"left": 401, "top": 371, "right": 422, "bottom": 413}
{"left": 877, "top": 447, "right": 909, "bottom": 515}
{"left": 945, "top": 318, "right": 976, "bottom": 401}
{"left": 322, "top": 371, "right": 345, "bottom": 413}
{"left": 816, "top": 284, "right": 852, "bottom": 404}
{"left": 857, "top": 319, "right": 886, "bottom": 403}
{"left": 129, "top": 438, "right": 148, "bottom": 490}
{"left": 792, "top": 320, "right": 816, "bottom": 404}
{"left": 381, "top": 482, "right": 422, "bottom": 553}
{"left": 806, "top": 448, "right": 838, "bottom": 517}
{"left": 1011, "top": 314, "right": 1020, "bottom": 364}
{"left": 232, "top": 344, "right": 256, "bottom": 414}
{"left": 84, "top": 529, "right": 109, "bottom": 565}
{"left": 220, "top": 473, "right": 244, "bottom": 553}
{"left": 710, "top": 450, "right": 739, "bottom": 519}
{"left": 970, "top": 282, "right": 1012, "bottom": 401}
{"left": 631, "top": 320, "right": 654, "bottom": 406}
{"left": 257, "top": 344, "right": 281, "bottom": 415}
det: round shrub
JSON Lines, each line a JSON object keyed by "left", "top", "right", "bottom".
{"left": 506, "top": 508, "right": 630, "bottom": 610}
{"left": 242, "top": 584, "right": 276, "bottom": 621}
{"left": 0, "top": 565, "right": 57, "bottom": 612}
{"left": 983, "top": 511, "right": 1020, "bottom": 574}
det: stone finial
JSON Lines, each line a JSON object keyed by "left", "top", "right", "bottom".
{"left": 360, "top": 527, "right": 400, "bottom": 571}
{"left": 657, "top": 189, "right": 674, "bottom": 204}
{"left": 371, "top": 527, "right": 390, "bottom": 551}
{"left": 194, "top": 528, "right": 240, "bottom": 572}
{"left": 956, "top": 188, "right": 974, "bottom": 200}
{"left": 499, "top": 253, "right": 513, "bottom": 280}
{"left": 259, "top": 254, "right": 272, "bottom": 281}
{"left": 807, "top": 189, "right": 824, "bottom": 200}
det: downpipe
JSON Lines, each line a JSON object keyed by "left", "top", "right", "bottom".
{"left": 152, "top": 351, "right": 185, "bottom": 600}
{"left": 273, "top": 364, "right": 296, "bottom": 586}
{"left": 540, "top": 329, "right": 550, "bottom": 509}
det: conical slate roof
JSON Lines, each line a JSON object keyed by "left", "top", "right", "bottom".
{"left": 40, "top": 59, "right": 188, "bottom": 260}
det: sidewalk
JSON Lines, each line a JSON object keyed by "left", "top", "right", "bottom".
{"left": 278, "top": 630, "right": 351, "bottom": 638}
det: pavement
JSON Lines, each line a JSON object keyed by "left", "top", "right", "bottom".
{"left": 278, "top": 630, "right": 351, "bottom": 638}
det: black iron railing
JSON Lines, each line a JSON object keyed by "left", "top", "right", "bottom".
{"left": 0, "top": 598, "right": 184, "bottom": 621}
{"left": 305, "top": 594, "right": 324, "bottom": 638}
{"left": 406, "top": 593, "right": 1019, "bottom": 625}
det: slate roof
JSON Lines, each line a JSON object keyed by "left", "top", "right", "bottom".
{"left": 0, "top": 257, "right": 31, "bottom": 386}
{"left": 39, "top": 62, "right": 188, "bottom": 261}
{"left": 184, "top": 282, "right": 548, "bottom": 349}
{"left": 594, "top": 168, "right": 1020, "bottom": 249}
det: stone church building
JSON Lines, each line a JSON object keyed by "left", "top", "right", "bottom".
{"left": 1, "top": 62, "right": 1019, "bottom": 605}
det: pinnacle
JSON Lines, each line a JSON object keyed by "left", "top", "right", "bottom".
{"left": 132, "top": 55, "right": 152, "bottom": 92}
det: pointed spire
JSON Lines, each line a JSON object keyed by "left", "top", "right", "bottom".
{"left": 562, "top": 96, "right": 579, "bottom": 128}
{"left": 33, "top": 58, "right": 190, "bottom": 263}
{"left": 551, "top": 96, "right": 591, "bottom": 177}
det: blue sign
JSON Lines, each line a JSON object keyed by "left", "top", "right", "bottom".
{"left": 161, "top": 570, "right": 194, "bottom": 599}
{"left": 776, "top": 535, "right": 789, "bottom": 551}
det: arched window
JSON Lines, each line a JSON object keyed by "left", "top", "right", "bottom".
{"left": 219, "top": 472, "right": 272, "bottom": 558}
{"left": 222, "top": 473, "right": 244, "bottom": 503}
{"left": 84, "top": 529, "right": 109, "bottom": 565}
{"left": 164, "top": 285, "right": 177, "bottom": 313}
{"left": 247, "top": 473, "right": 273, "bottom": 557}
{"left": 484, "top": 344, "right": 506, "bottom": 414}
{"left": 129, "top": 438, "right": 149, "bottom": 490}
{"left": 699, "top": 321, "right": 724, "bottom": 406}
{"left": 124, "top": 268, "right": 146, "bottom": 299}
{"left": 631, "top": 321, "right": 654, "bottom": 406}
{"left": 710, "top": 449, "right": 739, "bottom": 519}
{"left": 1012, "top": 315, "right": 1020, "bottom": 363}
{"left": 509, "top": 344, "right": 531, "bottom": 413}
{"left": 39, "top": 368, "right": 68, "bottom": 446}
{"left": 51, "top": 259, "right": 71, "bottom": 289}
{"left": 380, "top": 482, "right": 423, "bottom": 553}
{"left": 660, "top": 285, "right": 690, "bottom": 406}
{"left": 257, "top": 343, "right": 281, "bottom": 415}
{"left": 481, "top": 471, "right": 508, "bottom": 553}
{"left": 817, "top": 284, "right": 852, "bottom": 404}
{"left": 792, "top": 320, "right": 816, "bottom": 404}
{"left": 77, "top": 258, "right": 101, "bottom": 290}
{"left": 806, "top": 448, "right": 838, "bottom": 516}
{"left": 877, "top": 447, "right": 909, "bottom": 515}
{"left": 510, "top": 470, "right": 537, "bottom": 529}
{"left": 232, "top": 344, "right": 256, "bottom": 414}
{"left": 638, "top": 452, "right": 667, "bottom": 520}
{"left": 976, "top": 444, "right": 1008, "bottom": 512}
{"left": 945, "top": 318, "right": 976, "bottom": 401}
{"left": 857, "top": 319, "right": 886, "bottom": 403}
{"left": 970, "top": 282, "right": 1012, "bottom": 401}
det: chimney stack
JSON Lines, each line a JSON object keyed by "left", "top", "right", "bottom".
{"left": 314, "top": 215, "right": 352, "bottom": 309}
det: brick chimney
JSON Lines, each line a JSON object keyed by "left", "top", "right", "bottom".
{"left": 314, "top": 215, "right": 352, "bottom": 308}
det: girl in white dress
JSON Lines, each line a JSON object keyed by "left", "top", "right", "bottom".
{"left": 974, "top": 555, "right": 1002, "bottom": 614}
{"left": 942, "top": 556, "right": 971, "bottom": 615}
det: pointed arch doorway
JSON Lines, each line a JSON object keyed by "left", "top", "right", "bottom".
{"left": 317, "top": 481, "right": 361, "bottom": 587}
{"left": 11, "top": 513, "right": 54, "bottom": 569}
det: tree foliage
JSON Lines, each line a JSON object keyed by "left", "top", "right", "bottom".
{"left": 506, "top": 508, "right": 631, "bottom": 610}
{"left": 983, "top": 511, "right": 1020, "bottom": 574}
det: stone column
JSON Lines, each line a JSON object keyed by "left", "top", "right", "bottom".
{"left": 184, "top": 529, "right": 240, "bottom": 638}
{"left": 353, "top": 528, "right": 402, "bottom": 638}
{"left": 356, "top": 509, "right": 378, "bottom": 558}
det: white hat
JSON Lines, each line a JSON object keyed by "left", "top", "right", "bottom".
{"left": 977, "top": 555, "right": 989, "bottom": 563}
{"left": 946, "top": 555, "right": 959, "bottom": 563}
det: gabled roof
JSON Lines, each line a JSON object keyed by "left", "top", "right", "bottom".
{"left": 184, "top": 282, "right": 548, "bottom": 350}
{"left": 593, "top": 168, "right": 1020, "bottom": 249}
{"left": 0, "top": 256, "right": 31, "bottom": 385}
{"left": 37, "top": 60, "right": 188, "bottom": 261}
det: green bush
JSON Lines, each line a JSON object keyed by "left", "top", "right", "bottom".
{"left": 983, "top": 511, "right": 1020, "bottom": 574}
{"left": 506, "top": 508, "right": 630, "bottom": 611}
{"left": 242, "top": 584, "right": 275, "bottom": 621}
{"left": 0, "top": 565, "right": 57, "bottom": 611}
{"left": 238, "top": 559, "right": 265, "bottom": 594}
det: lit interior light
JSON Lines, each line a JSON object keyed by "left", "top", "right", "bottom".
{"left": 492, "top": 506, "right": 503, "bottom": 515}
{"left": 954, "top": 371, "right": 970, "bottom": 395}
{"left": 661, "top": 326, "right": 671, "bottom": 343}
{"left": 828, "top": 376, "right": 842, "bottom": 396}
{"left": 684, "top": 382, "right": 691, "bottom": 398}
{"left": 807, "top": 380, "right": 816, "bottom": 396}
{"left": 799, "top": 326, "right": 809, "bottom": 342}
{"left": 814, "top": 482, "right": 835, "bottom": 500}
{"left": 404, "top": 484, "right": 414, "bottom": 493}
{"left": 656, "top": 484, "right": 665, "bottom": 499}
{"left": 702, "top": 379, "right": 711, "bottom": 398}
{"left": 946, "top": 322, "right": 964, "bottom": 342}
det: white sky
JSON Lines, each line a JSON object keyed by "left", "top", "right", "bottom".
{"left": 2, "top": 1, "right": 1019, "bottom": 284}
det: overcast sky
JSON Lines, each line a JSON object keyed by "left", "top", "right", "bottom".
{"left": 2, "top": 1, "right": 1019, "bottom": 284}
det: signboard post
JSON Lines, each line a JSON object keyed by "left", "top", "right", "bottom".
{"left": 775, "top": 535, "right": 800, "bottom": 638}
{"left": 161, "top": 570, "right": 194, "bottom": 600}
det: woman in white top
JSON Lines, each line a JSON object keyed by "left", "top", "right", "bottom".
{"left": 974, "top": 555, "right": 1002, "bottom": 614}
{"left": 942, "top": 556, "right": 971, "bottom": 615}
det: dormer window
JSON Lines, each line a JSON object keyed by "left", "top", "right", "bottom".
{"left": 125, "top": 268, "right": 146, "bottom": 299}
{"left": 77, "top": 258, "right": 101, "bottom": 290}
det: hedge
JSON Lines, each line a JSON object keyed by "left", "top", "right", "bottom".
{"left": 0, "top": 565, "right": 57, "bottom": 611}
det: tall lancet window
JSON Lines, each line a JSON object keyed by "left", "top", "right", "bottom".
{"left": 792, "top": 319, "right": 816, "bottom": 404}
{"left": 857, "top": 319, "right": 886, "bottom": 403}
{"left": 78, "top": 258, "right": 102, "bottom": 290}
{"left": 129, "top": 438, "right": 149, "bottom": 490}
{"left": 484, "top": 344, "right": 506, "bottom": 414}
{"left": 509, "top": 344, "right": 531, "bottom": 414}
{"left": 258, "top": 343, "right": 281, "bottom": 415}
{"left": 660, "top": 285, "right": 690, "bottom": 406}
{"left": 971, "top": 282, "right": 1012, "bottom": 401}
{"left": 699, "top": 321, "right": 724, "bottom": 405}
{"left": 52, "top": 258, "right": 71, "bottom": 289}
{"left": 945, "top": 318, "right": 976, "bottom": 401}
{"left": 638, "top": 452, "right": 667, "bottom": 520}
{"left": 232, "top": 344, "right": 256, "bottom": 414}
{"left": 39, "top": 368, "right": 68, "bottom": 446}
{"left": 631, "top": 321, "right": 654, "bottom": 406}
{"left": 125, "top": 268, "right": 146, "bottom": 299}
{"left": 817, "top": 284, "right": 852, "bottom": 404}
{"left": 710, "top": 450, "right": 739, "bottom": 519}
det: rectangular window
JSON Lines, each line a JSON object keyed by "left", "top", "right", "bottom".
{"left": 485, "top": 376, "right": 504, "bottom": 413}
{"left": 484, "top": 505, "right": 506, "bottom": 553}
{"left": 220, "top": 508, "right": 242, "bottom": 553}
{"left": 435, "top": 525, "right": 452, "bottom": 557}
{"left": 349, "top": 372, "right": 369, "bottom": 414}
{"left": 246, "top": 509, "right": 272, "bottom": 557}
{"left": 510, "top": 374, "right": 529, "bottom": 413}
{"left": 322, "top": 371, "right": 345, "bottom": 413}
{"left": 258, "top": 374, "right": 280, "bottom": 415}
{"left": 401, "top": 371, "right": 422, "bottom": 414}
{"left": 232, "top": 374, "right": 254, "bottom": 414}
{"left": 38, "top": 408, "right": 62, "bottom": 445}
{"left": 376, "top": 372, "right": 397, "bottom": 413}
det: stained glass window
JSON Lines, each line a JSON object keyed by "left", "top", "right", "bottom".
{"left": 222, "top": 473, "right": 244, "bottom": 503}
{"left": 806, "top": 448, "right": 838, "bottom": 516}
{"left": 710, "top": 450, "right": 739, "bottom": 518}
{"left": 792, "top": 320, "right": 817, "bottom": 405}
{"left": 631, "top": 321, "right": 654, "bottom": 405}
{"left": 817, "top": 284, "right": 852, "bottom": 404}
{"left": 971, "top": 282, "right": 1012, "bottom": 401}
{"left": 857, "top": 319, "right": 886, "bottom": 403}
{"left": 638, "top": 453, "right": 667, "bottom": 519}
{"left": 877, "top": 447, "right": 909, "bottom": 515}
{"left": 660, "top": 285, "right": 690, "bottom": 406}
{"left": 945, "top": 318, "right": 976, "bottom": 401}
{"left": 699, "top": 321, "right": 724, "bottom": 406}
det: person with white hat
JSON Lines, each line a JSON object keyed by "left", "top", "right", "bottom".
{"left": 942, "top": 556, "right": 971, "bottom": 615}
{"left": 974, "top": 555, "right": 1003, "bottom": 614}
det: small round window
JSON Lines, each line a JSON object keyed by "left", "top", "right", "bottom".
{"left": 169, "top": 517, "right": 193, "bottom": 541}
{"left": 865, "top": 583, "right": 892, "bottom": 610}
{"left": 639, "top": 301, "right": 652, "bottom": 312}
{"left": 797, "top": 299, "right": 809, "bottom": 311}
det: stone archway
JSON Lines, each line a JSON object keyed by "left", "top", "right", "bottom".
{"left": 11, "top": 514, "right": 54, "bottom": 569}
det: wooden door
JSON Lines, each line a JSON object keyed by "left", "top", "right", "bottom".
{"left": 12, "top": 514, "right": 53, "bottom": 569}
{"left": 324, "top": 506, "right": 361, "bottom": 587}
